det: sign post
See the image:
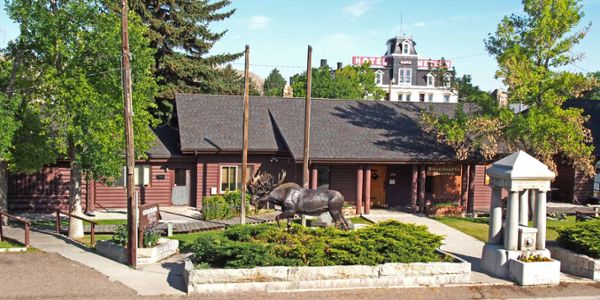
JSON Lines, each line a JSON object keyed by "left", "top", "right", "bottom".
{"left": 138, "top": 203, "right": 161, "bottom": 248}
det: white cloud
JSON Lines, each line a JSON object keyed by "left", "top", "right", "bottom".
{"left": 248, "top": 16, "right": 270, "bottom": 30}
{"left": 413, "top": 21, "right": 426, "bottom": 27}
{"left": 343, "top": 1, "right": 374, "bottom": 18}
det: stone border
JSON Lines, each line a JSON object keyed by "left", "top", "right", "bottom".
{"left": 184, "top": 250, "right": 471, "bottom": 294}
{"left": 549, "top": 245, "right": 600, "bottom": 280}
{"left": 96, "top": 238, "right": 179, "bottom": 265}
{"left": 0, "top": 247, "right": 27, "bottom": 253}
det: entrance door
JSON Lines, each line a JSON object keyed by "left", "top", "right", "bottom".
{"left": 171, "top": 168, "right": 190, "bottom": 206}
{"left": 370, "top": 165, "right": 387, "bottom": 207}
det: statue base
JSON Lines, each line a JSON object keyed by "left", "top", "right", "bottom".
{"left": 481, "top": 243, "right": 550, "bottom": 279}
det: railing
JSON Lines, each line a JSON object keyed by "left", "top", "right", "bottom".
{"left": 0, "top": 211, "right": 31, "bottom": 247}
{"left": 55, "top": 210, "right": 97, "bottom": 246}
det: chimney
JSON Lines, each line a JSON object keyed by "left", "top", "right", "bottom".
{"left": 337, "top": 62, "right": 342, "bottom": 70}
{"left": 492, "top": 89, "right": 508, "bottom": 107}
{"left": 289, "top": 77, "right": 294, "bottom": 86}
{"left": 320, "top": 59, "right": 327, "bottom": 68}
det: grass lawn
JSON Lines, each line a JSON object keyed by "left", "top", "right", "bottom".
{"left": 75, "top": 234, "right": 112, "bottom": 248}
{"left": 170, "top": 231, "right": 208, "bottom": 253}
{"left": 348, "top": 216, "right": 374, "bottom": 225}
{"left": 433, "top": 215, "right": 576, "bottom": 242}
{"left": 94, "top": 219, "right": 127, "bottom": 226}
{"left": 0, "top": 240, "right": 23, "bottom": 248}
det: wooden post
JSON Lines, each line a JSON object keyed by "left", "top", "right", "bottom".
{"left": 468, "top": 164, "right": 476, "bottom": 214}
{"left": 302, "top": 46, "right": 312, "bottom": 188}
{"left": 356, "top": 165, "right": 363, "bottom": 215}
{"left": 56, "top": 211, "right": 61, "bottom": 234}
{"left": 310, "top": 165, "right": 318, "bottom": 189}
{"left": 364, "top": 165, "right": 371, "bottom": 215}
{"left": 240, "top": 45, "right": 251, "bottom": 225}
{"left": 461, "top": 165, "right": 469, "bottom": 208}
{"left": 418, "top": 165, "right": 426, "bottom": 213}
{"left": 24, "top": 223, "right": 29, "bottom": 247}
{"left": 121, "top": 0, "right": 137, "bottom": 268}
{"left": 411, "top": 165, "right": 418, "bottom": 213}
{"left": 90, "top": 224, "right": 95, "bottom": 247}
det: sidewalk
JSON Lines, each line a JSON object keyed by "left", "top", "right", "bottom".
{"left": 363, "top": 209, "right": 591, "bottom": 285}
{"left": 2, "top": 226, "right": 187, "bottom": 296}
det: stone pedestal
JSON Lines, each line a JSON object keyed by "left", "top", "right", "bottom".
{"left": 481, "top": 243, "right": 551, "bottom": 279}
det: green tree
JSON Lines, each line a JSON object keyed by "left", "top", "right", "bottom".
{"left": 0, "top": 58, "right": 19, "bottom": 221}
{"left": 5, "top": 0, "right": 157, "bottom": 237}
{"left": 422, "top": 0, "right": 598, "bottom": 176}
{"left": 291, "top": 62, "right": 384, "bottom": 100}
{"left": 263, "top": 68, "right": 286, "bottom": 97}
{"left": 130, "top": 0, "right": 243, "bottom": 124}
{"left": 582, "top": 72, "right": 600, "bottom": 99}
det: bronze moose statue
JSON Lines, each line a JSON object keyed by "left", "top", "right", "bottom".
{"left": 247, "top": 171, "right": 349, "bottom": 230}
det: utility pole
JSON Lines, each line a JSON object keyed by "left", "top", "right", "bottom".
{"left": 302, "top": 46, "right": 312, "bottom": 188}
{"left": 120, "top": 0, "right": 137, "bottom": 268}
{"left": 240, "top": 45, "right": 250, "bottom": 225}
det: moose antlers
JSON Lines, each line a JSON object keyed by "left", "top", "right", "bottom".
{"left": 248, "top": 170, "right": 286, "bottom": 191}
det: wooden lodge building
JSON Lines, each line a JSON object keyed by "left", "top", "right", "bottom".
{"left": 8, "top": 95, "right": 498, "bottom": 214}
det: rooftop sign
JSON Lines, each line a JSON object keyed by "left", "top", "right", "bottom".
{"left": 352, "top": 56, "right": 452, "bottom": 69}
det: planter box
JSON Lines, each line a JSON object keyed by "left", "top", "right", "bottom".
{"left": 508, "top": 258, "right": 560, "bottom": 286}
{"left": 549, "top": 245, "right": 600, "bottom": 280}
{"left": 96, "top": 238, "right": 178, "bottom": 265}
{"left": 184, "top": 250, "right": 471, "bottom": 294}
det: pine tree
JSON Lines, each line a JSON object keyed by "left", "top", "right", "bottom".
{"left": 264, "top": 68, "right": 286, "bottom": 96}
{"left": 130, "top": 0, "right": 243, "bottom": 123}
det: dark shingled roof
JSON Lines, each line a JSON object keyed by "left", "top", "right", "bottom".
{"left": 563, "top": 99, "right": 600, "bottom": 157}
{"left": 147, "top": 126, "right": 182, "bottom": 157}
{"left": 175, "top": 94, "right": 480, "bottom": 162}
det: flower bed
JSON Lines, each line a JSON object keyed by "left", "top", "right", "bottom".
{"left": 191, "top": 221, "right": 446, "bottom": 268}
{"left": 508, "top": 257, "right": 560, "bottom": 286}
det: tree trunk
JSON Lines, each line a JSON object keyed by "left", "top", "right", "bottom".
{"left": 0, "top": 161, "right": 8, "bottom": 225}
{"left": 68, "top": 146, "right": 84, "bottom": 238}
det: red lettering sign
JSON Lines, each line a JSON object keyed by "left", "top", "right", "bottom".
{"left": 352, "top": 56, "right": 452, "bottom": 69}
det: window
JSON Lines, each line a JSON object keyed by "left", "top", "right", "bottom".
{"left": 114, "top": 165, "right": 150, "bottom": 187}
{"left": 426, "top": 73, "right": 435, "bottom": 87}
{"left": 317, "top": 166, "right": 330, "bottom": 190}
{"left": 375, "top": 71, "right": 383, "bottom": 85}
{"left": 397, "top": 94, "right": 403, "bottom": 101}
{"left": 419, "top": 93, "right": 425, "bottom": 102}
{"left": 398, "top": 68, "right": 411, "bottom": 85}
{"left": 220, "top": 165, "right": 254, "bottom": 193}
{"left": 402, "top": 41, "right": 410, "bottom": 54}
{"left": 443, "top": 94, "right": 450, "bottom": 102}
{"left": 428, "top": 94, "right": 434, "bottom": 102}
{"left": 594, "top": 161, "right": 600, "bottom": 197}
{"left": 174, "top": 169, "right": 187, "bottom": 186}
{"left": 406, "top": 93, "right": 411, "bottom": 101}
{"left": 444, "top": 74, "right": 452, "bottom": 88}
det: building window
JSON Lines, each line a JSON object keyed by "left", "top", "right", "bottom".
{"left": 220, "top": 165, "right": 254, "bottom": 193}
{"left": 174, "top": 169, "right": 187, "bottom": 186}
{"left": 419, "top": 93, "right": 425, "bottom": 102}
{"left": 594, "top": 161, "right": 600, "bottom": 197}
{"left": 426, "top": 73, "right": 435, "bottom": 87}
{"left": 406, "top": 93, "right": 411, "bottom": 101}
{"left": 402, "top": 41, "right": 410, "bottom": 54}
{"left": 375, "top": 71, "right": 383, "bottom": 85}
{"left": 428, "top": 94, "right": 434, "bottom": 102}
{"left": 317, "top": 166, "right": 330, "bottom": 190}
{"left": 115, "top": 165, "right": 150, "bottom": 187}
{"left": 398, "top": 68, "right": 411, "bottom": 85}
{"left": 397, "top": 94, "right": 403, "bottom": 101}
{"left": 444, "top": 74, "right": 452, "bottom": 88}
{"left": 443, "top": 94, "right": 450, "bottom": 102}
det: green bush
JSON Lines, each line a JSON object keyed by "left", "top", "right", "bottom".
{"left": 557, "top": 219, "right": 600, "bottom": 258}
{"left": 191, "top": 221, "right": 445, "bottom": 268}
{"left": 143, "top": 225, "right": 162, "bottom": 248}
{"left": 112, "top": 224, "right": 128, "bottom": 246}
{"left": 202, "top": 191, "right": 251, "bottom": 221}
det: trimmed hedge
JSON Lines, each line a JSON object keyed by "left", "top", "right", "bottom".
{"left": 191, "top": 221, "right": 445, "bottom": 268}
{"left": 557, "top": 219, "right": 600, "bottom": 258}
{"left": 202, "top": 191, "right": 251, "bottom": 221}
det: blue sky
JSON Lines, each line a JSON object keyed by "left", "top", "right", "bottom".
{"left": 1, "top": 0, "right": 599, "bottom": 91}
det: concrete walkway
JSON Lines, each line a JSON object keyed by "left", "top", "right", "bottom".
{"left": 363, "top": 209, "right": 590, "bottom": 285}
{"left": 2, "top": 226, "right": 187, "bottom": 296}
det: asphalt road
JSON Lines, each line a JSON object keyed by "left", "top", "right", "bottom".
{"left": 2, "top": 252, "right": 600, "bottom": 300}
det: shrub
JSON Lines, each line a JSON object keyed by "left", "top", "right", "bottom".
{"left": 191, "top": 221, "right": 444, "bottom": 268}
{"left": 112, "top": 224, "right": 128, "bottom": 247}
{"left": 202, "top": 191, "right": 252, "bottom": 221}
{"left": 143, "top": 225, "right": 162, "bottom": 248}
{"left": 557, "top": 219, "right": 600, "bottom": 258}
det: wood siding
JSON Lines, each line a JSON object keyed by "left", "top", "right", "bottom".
{"left": 472, "top": 165, "right": 493, "bottom": 211}
{"left": 329, "top": 165, "right": 358, "bottom": 204}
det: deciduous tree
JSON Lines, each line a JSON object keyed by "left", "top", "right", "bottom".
{"left": 422, "top": 0, "right": 599, "bottom": 176}
{"left": 263, "top": 68, "right": 286, "bottom": 97}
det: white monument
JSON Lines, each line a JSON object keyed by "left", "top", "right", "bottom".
{"left": 481, "top": 151, "right": 560, "bottom": 284}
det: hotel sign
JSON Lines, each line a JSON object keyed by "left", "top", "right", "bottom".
{"left": 352, "top": 56, "right": 388, "bottom": 67}
{"left": 427, "top": 166, "right": 461, "bottom": 176}
{"left": 352, "top": 56, "right": 452, "bottom": 69}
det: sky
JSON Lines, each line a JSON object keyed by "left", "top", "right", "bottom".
{"left": 1, "top": 0, "right": 599, "bottom": 91}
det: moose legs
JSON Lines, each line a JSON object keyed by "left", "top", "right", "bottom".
{"left": 329, "top": 209, "right": 349, "bottom": 230}
{"left": 275, "top": 210, "right": 295, "bottom": 230}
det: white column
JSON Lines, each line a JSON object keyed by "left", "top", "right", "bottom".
{"left": 489, "top": 186, "right": 503, "bottom": 244}
{"left": 529, "top": 189, "right": 537, "bottom": 224}
{"left": 519, "top": 190, "right": 529, "bottom": 226}
{"left": 536, "top": 190, "right": 547, "bottom": 250}
{"left": 505, "top": 191, "right": 519, "bottom": 251}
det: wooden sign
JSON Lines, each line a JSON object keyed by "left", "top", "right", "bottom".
{"left": 138, "top": 203, "right": 161, "bottom": 248}
{"left": 427, "top": 166, "right": 461, "bottom": 176}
